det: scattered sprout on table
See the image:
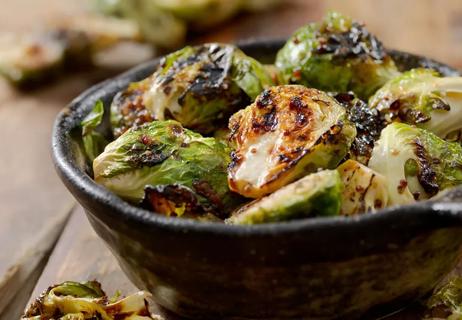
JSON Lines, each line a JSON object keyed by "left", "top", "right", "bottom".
{"left": 369, "top": 68, "right": 462, "bottom": 140}
{"left": 93, "top": 120, "right": 243, "bottom": 218}
{"left": 333, "top": 92, "right": 386, "bottom": 164}
{"left": 275, "top": 11, "right": 400, "bottom": 99}
{"left": 227, "top": 85, "right": 356, "bottom": 198}
{"left": 226, "top": 170, "right": 342, "bottom": 224}
{"left": 22, "top": 280, "right": 162, "bottom": 320}
{"left": 337, "top": 160, "right": 388, "bottom": 215}
{"left": 368, "top": 122, "right": 462, "bottom": 206}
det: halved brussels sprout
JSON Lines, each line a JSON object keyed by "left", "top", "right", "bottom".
{"left": 333, "top": 92, "right": 385, "bottom": 164}
{"left": 368, "top": 123, "right": 462, "bottom": 205}
{"left": 93, "top": 120, "right": 242, "bottom": 218}
{"left": 110, "top": 43, "right": 273, "bottom": 137}
{"left": 275, "top": 12, "right": 400, "bottom": 99}
{"left": 228, "top": 85, "right": 356, "bottom": 198}
{"left": 154, "top": 0, "right": 242, "bottom": 30}
{"left": 0, "top": 33, "right": 65, "bottom": 87}
{"left": 226, "top": 170, "right": 342, "bottom": 224}
{"left": 337, "top": 160, "right": 388, "bottom": 215}
{"left": 22, "top": 281, "right": 158, "bottom": 320}
{"left": 93, "top": 0, "right": 186, "bottom": 49}
{"left": 424, "top": 277, "right": 462, "bottom": 319}
{"left": 369, "top": 68, "right": 462, "bottom": 140}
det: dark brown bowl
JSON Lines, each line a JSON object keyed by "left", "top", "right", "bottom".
{"left": 52, "top": 39, "right": 462, "bottom": 319}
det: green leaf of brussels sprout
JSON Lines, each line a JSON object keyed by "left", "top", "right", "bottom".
{"left": 368, "top": 122, "right": 462, "bottom": 205}
{"left": 226, "top": 170, "right": 342, "bottom": 224}
{"left": 337, "top": 159, "right": 388, "bottom": 215}
{"left": 110, "top": 43, "right": 273, "bottom": 137}
{"left": 231, "top": 49, "right": 274, "bottom": 100}
{"left": 275, "top": 11, "right": 400, "bottom": 99}
{"left": 228, "top": 85, "right": 356, "bottom": 198}
{"left": 93, "top": 120, "right": 242, "bottom": 217}
{"left": 81, "top": 100, "right": 108, "bottom": 162}
{"left": 369, "top": 68, "right": 462, "bottom": 140}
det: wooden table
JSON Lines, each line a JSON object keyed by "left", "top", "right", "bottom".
{"left": 1, "top": 0, "right": 462, "bottom": 319}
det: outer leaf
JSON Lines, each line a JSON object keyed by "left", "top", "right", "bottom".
{"left": 275, "top": 11, "right": 400, "bottom": 99}
{"left": 81, "top": 100, "right": 108, "bottom": 162}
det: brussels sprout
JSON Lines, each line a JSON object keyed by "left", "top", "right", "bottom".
{"left": 81, "top": 100, "right": 109, "bottom": 162}
{"left": 333, "top": 92, "right": 386, "bottom": 164}
{"left": 227, "top": 85, "right": 356, "bottom": 198}
{"left": 337, "top": 160, "right": 388, "bottom": 215}
{"left": 93, "top": 120, "right": 242, "bottom": 218}
{"left": 110, "top": 43, "right": 273, "bottom": 137}
{"left": 22, "top": 281, "right": 159, "bottom": 320}
{"left": 369, "top": 68, "right": 462, "bottom": 140}
{"left": 154, "top": 0, "right": 242, "bottom": 30}
{"left": 275, "top": 12, "right": 400, "bottom": 99}
{"left": 226, "top": 170, "right": 342, "bottom": 224}
{"left": 424, "top": 277, "right": 462, "bottom": 319}
{"left": 110, "top": 77, "right": 155, "bottom": 138}
{"left": 0, "top": 33, "right": 65, "bottom": 87}
{"left": 368, "top": 123, "right": 462, "bottom": 205}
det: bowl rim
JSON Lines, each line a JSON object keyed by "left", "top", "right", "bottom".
{"left": 52, "top": 38, "right": 462, "bottom": 237}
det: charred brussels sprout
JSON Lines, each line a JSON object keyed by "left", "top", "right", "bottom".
{"left": 22, "top": 281, "right": 158, "bottom": 319}
{"left": 226, "top": 170, "right": 342, "bottom": 224}
{"left": 228, "top": 85, "right": 356, "bottom": 198}
{"left": 424, "top": 277, "right": 462, "bottom": 319}
{"left": 110, "top": 43, "right": 273, "bottom": 137}
{"left": 275, "top": 12, "right": 400, "bottom": 99}
{"left": 368, "top": 123, "right": 462, "bottom": 205}
{"left": 93, "top": 120, "right": 241, "bottom": 218}
{"left": 369, "top": 68, "right": 462, "bottom": 140}
{"left": 337, "top": 160, "right": 388, "bottom": 215}
{"left": 333, "top": 92, "right": 385, "bottom": 164}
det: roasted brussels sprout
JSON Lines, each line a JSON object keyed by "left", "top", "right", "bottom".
{"left": 424, "top": 277, "right": 462, "bottom": 319}
{"left": 93, "top": 0, "right": 186, "bottom": 49}
{"left": 228, "top": 85, "right": 356, "bottom": 198}
{"left": 275, "top": 12, "right": 400, "bottom": 99}
{"left": 368, "top": 123, "right": 462, "bottom": 205}
{"left": 337, "top": 160, "right": 388, "bottom": 215}
{"left": 110, "top": 43, "right": 273, "bottom": 137}
{"left": 369, "top": 68, "right": 462, "bottom": 140}
{"left": 93, "top": 120, "right": 242, "bottom": 218}
{"left": 333, "top": 92, "right": 385, "bottom": 164}
{"left": 154, "top": 0, "right": 242, "bottom": 30}
{"left": 81, "top": 100, "right": 109, "bottom": 162}
{"left": 0, "top": 15, "right": 141, "bottom": 87}
{"left": 22, "top": 281, "right": 159, "bottom": 320}
{"left": 0, "top": 33, "right": 65, "bottom": 87}
{"left": 226, "top": 170, "right": 342, "bottom": 224}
